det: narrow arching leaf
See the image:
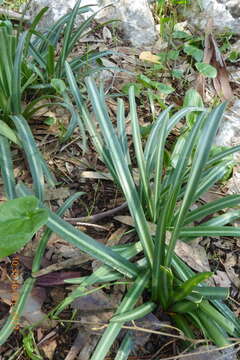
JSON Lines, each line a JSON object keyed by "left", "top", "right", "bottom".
{"left": 207, "top": 144, "right": 240, "bottom": 166}
{"left": 184, "top": 194, "right": 240, "bottom": 225}
{"left": 0, "top": 277, "right": 35, "bottom": 345}
{"left": 165, "top": 103, "right": 227, "bottom": 266}
{"left": 11, "top": 31, "right": 27, "bottom": 113}
{"left": 197, "top": 310, "right": 230, "bottom": 346}
{"left": 111, "top": 302, "right": 156, "bottom": 323}
{"left": 0, "top": 121, "right": 21, "bottom": 145}
{"left": 203, "top": 210, "right": 240, "bottom": 226}
{"left": 172, "top": 272, "right": 213, "bottom": 303}
{"left": 90, "top": 271, "right": 150, "bottom": 360}
{"left": 11, "top": 115, "right": 45, "bottom": 201}
{"left": 117, "top": 98, "right": 130, "bottom": 165}
{"left": 114, "top": 333, "right": 133, "bottom": 360}
{"left": 54, "top": 242, "right": 143, "bottom": 315}
{"left": 180, "top": 225, "right": 240, "bottom": 238}
{"left": 129, "top": 85, "right": 153, "bottom": 218}
{"left": 85, "top": 77, "right": 154, "bottom": 267}
{"left": 0, "top": 135, "right": 16, "bottom": 199}
{"left": 47, "top": 212, "right": 138, "bottom": 278}
{"left": 171, "top": 300, "right": 198, "bottom": 313}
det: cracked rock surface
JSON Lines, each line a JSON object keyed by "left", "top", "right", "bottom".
{"left": 24, "top": 0, "right": 156, "bottom": 47}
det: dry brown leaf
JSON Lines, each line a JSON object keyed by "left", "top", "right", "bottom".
{"left": 31, "top": 99, "right": 50, "bottom": 117}
{"left": 72, "top": 290, "right": 165, "bottom": 355}
{"left": 0, "top": 282, "right": 51, "bottom": 327}
{"left": 115, "top": 215, "right": 157, "bottom": 236}
{"left": 214, "top": 239, "right": 233, "bottom": 250}
{"left": 40, "top": 339, "right": 57, "bottom": 360}
{"left": 44, "top": 186, "right": 71, "bottom": 201}
{"left": 176, "top": 238, "right": 211, "bottom": 274}
{"left": 72, "top": 290, "right": 115, "bottom": 335}
{"left": 139, "top": 51, "right": 160, "bottom": 64}
{"left": 199, "top": 189, "right": 224, "bottom": 203}
{"left": 65, "top": 332, "right": 92, "bottom": 360}
{"left": 106, "top": 225, "right": 129, "bottom": 247}
{"left": 223, "top": 253, "right": 240, "bottom": 288}
{"left": 213, "top": 270, "right": 231, "bottom": 288}
{"left": 80, "top": 171, "right": 112, "bottom": 181}
{"left": 196, "top": 22, "right": 233, "bottom": 101}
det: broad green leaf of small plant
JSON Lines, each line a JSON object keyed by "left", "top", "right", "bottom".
{"left": 171, "top": 69, "right": 183, "bottom": 79}
{"left": 173, "top": 30, "right": 192, "bottom": 39}
{"left": 0, "top": 196, "right": 48, "bottom": 258}
{"left": 156, "top": 82, "right": 175, "bottom": 95}
{"left": 137, "top": 74, "right": 174, "bottom": 94}
{"left": 183, "top": 44, "right": 203, "bottom": 62}
{"left": 195, "top": 62, "right": 217, "bottom": 78}
{"left": 51, "top": 78, "right": 67, "bottom": 94}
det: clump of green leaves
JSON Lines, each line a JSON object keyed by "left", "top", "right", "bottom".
{"left": 56, "top": 66, "right": 240, "bottom": 359}
{"left": 0, "top": 0, "right": 116, "bottom": 206}
{"left": 1, "top": 72, "right": 240, "bottom": 354}
{"left": 155, "top": 0, "right": 189, "bottom": 39}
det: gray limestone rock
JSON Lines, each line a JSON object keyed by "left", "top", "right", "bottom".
{"left": 182, "top": 345, "right": 237, "bottom": 360}
{"left": 24, "top": 0, "right": 157, "bottom": 47}
{"left": 215, "top": 99, "right": 240, "bottom": 149}
{"left": 185, "top": 0, "right": 240, "bottom": 34}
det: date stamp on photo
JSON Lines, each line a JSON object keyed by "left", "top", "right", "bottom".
{"left": 10, "top": 256, "right": 21, "bottom": 331}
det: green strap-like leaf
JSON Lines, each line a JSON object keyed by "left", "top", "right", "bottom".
{"left": 85, "top": 77, "right": 154, "bottom": 267}
{"left": 197, "top": 310, "right": 230, "bottom": 346}
{"left": 11, "top": 115, "right": 45, "bottom": 201}
{"left": 111, "top": 302, "right": 156, "bottom": 323}
{"left": 0, "top": 135, "right": 16, "bottom": 199}
{"left": 0, "top": 277, "right": 35, "bottom": 345}
{"left": 165, "top": 103, "right": 227, "bottom": 266}
{"left": 91, "top": 270, "right": 150, "bottom": 360}
{"left": 172, "top": 272, "right": 213, "bottom": 303}
{"left": 11, "top": 31, "right": 27, "bottom": 114}
{"left": 114, "top": 333, "right": 133, "bottom": 360}
{"left": 180, "top": 225, "right": 240, "bottom": 238}
{"left": 129, "top": 86, "right": 154, "bottom": 219}
{"left": 184, "top": 194, "right": 240, "bottom": 225}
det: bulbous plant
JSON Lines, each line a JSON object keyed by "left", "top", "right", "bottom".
{"left": 26, "top": 0, "right": 114, "bottom": 86}
{"left": 0, "top": 0, "right": 114, "bottom": 201}
{"left": 60, "top": 63, "right": 240, "bottom": 359}
{"left": 1, "top": 57, "right": 240, "bottom": 355}
{"left": 0, "top": 17, "right": 54, "bottom": 201}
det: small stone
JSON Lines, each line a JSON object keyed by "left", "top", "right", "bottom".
{"left": 214, "top": 99, "right": 240, "bottom": 150}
